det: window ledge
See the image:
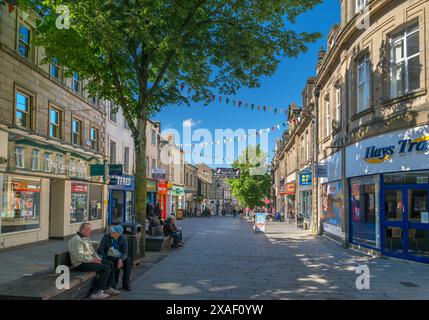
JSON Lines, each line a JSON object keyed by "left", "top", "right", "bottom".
{"left": 351, "top": 107, "right": 374, "bottom": 121}
{"left": 322, "top": 136, "right": 330, "bottom": 144}
{"left": 381, "top": 89, "right": 427, "bottom": 107}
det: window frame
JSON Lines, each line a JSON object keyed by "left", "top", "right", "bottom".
{"left": 90, "top": 127, "right": 98, "bottom": 152}
{"left": 49, "top": 105, "right": 62, "bottom": 140}
{"left": 151, "top": 129, "right": 157, "bottom": 145}
{"left": 325, "top": 95, "right": 330, "bottom": 138}
{"left": 71, "top": 118, "right": 83, "bottom": 146}
{"left": 335, "top": 86, "right": 342, "bottom": 123}
{"left": 356, "top": 53, "right": 371, "bottom": 114}
{"left": 123, "top": 146, "right": 130, "bottom": 173}
{"left": 18, "top": 24, "right": 32, "bottom": 60}
{"left": 109, "top": 103, "right": 117, "bottom": 123}
{"left": 72, "top": 73, "right": 81, "bottom": 95}
{"left": 389, "top": 23, "right": 420, "bottom": 99}
{"left": 356, "top": 0, "right": 368, "bottom": 13}
{"left": 31, "top": 149, "right": 40, "bottom": 171}
{"left": 43, "top": 152, "right": 53, "bottom": 173}
{"left": 15, "top": 147, "right": 25, "bottom": 169}
{"left": 110, "top": 140, "right": 117, "bottom": 164}
{"left": 15, "top": 89, "right": 33, "bottom": 130}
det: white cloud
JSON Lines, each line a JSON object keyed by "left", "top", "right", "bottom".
{"left": 183, "top": 118, "right": 202, "bottom": 128}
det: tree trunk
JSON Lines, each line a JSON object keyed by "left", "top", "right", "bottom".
{"left": 134, "top": 114, "right": 148, "bottom": 256}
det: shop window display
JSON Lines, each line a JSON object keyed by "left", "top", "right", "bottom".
{"left": 1, "top": 176, "right": 41, "bottom": 234}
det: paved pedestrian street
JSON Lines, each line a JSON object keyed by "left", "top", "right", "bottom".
{"left": 114, "top": 216, "right": 429, "bottom": 300}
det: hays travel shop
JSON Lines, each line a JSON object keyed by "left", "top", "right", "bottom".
{"left": 364, "top": 135, "right": 429, "bottom": 164}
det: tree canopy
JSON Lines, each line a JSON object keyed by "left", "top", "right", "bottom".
{"left": 226, "top": 145, "right": 272, "bottom": 208}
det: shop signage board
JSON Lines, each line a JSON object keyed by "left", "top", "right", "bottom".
{"left": 285, "top": 182, "right": 295, "bottom": 195}
{"left": 157, "top": 180, "right": 168, "bottom": 195}
{"left": 90, "top": 164, "right": 106, "bottom": 177}
{"left": 110, "top": 175, "right": 134, "bottom": 188}
{"left": 71, "top": 183, "right": 88, "bottom": 193}
{"left": 216, "top": 168, "right": 241, "bottom": 179}
{"left": 109, "top": 164, "right": 123, "bottom": 175}
{"left": 146, "top": 180, "right": 157, "bottom": 193}
{"left": 346, "top": 124, "right": 429, "bottom": 178}
{"left": 152, "top": 168, "right": 166, "bottom": 180}
{"left": 254, "top": 213, "right": 266, "bottom": 233}
{"left": 13, "top": 182, "right": 40, "bottom": 192}
{"left": 315, "top": 164, "right": 328, "bottom": 178}
{"left": 299, "top": 170, "right": 312, "bottom": 185}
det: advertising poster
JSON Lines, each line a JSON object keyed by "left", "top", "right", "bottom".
{"left": 255, "top": 212, "right": 266, "bottom": 233}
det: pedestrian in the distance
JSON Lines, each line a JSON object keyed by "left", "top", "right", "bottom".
{"left": 233, "top": 208, "right": 237, "bottom": 219}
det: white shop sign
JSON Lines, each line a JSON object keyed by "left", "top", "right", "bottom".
{"left": 319, "top": 151, "right": 342, "bottom": 184}
{"left": 346, "top": 124, "right": 429, "bottom": 178}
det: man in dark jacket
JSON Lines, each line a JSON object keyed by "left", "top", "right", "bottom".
{"left": 163, "top": 216, "right": 182, "bottom": 248}
{"left": 98, "top": 225, "right": 131, "bottom": 291}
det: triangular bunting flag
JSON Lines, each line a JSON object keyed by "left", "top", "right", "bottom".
{"left": 263, "top": 106, "right": 266, "bottom": 112}
{"left": 251, "top": 104, "right": 255, "bottom": 110}
{"left": 274, "top": 108, "right": 277, "bottom": 114}
{"left": 232, "top": 100, "right": 236, "bottom": 106}
{"left": 257, "top": 106, "right": 260, "bottom": 111}
{"left": 8, "top": 4, "right": 16, "bottom": 14}
{"left": 226, "top": 98, "right": 229, "bottom": 105}
{"left": 180, "top": 83, "right": 185, "bottom": 91}
{"left": 187, "top": 87, "right": 192, "bottom": 94}
{"left": 238, "top": 101, "right": 242, "bottom": 108}
{"left": 219, "top": 96, "right": 222, "bottom": 103}
{"left": 211, "top": 95, "right": 215, "bottom": 102}
{"left": 245, "top": 102, "right": 248, "bottom": 108}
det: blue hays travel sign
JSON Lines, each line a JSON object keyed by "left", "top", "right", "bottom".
{"left": 364, "top": 135, "right": 429, "bottom": 164}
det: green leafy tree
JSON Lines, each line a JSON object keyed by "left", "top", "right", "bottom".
{"left": 22, "top": 0, "right": 321, "bottom": 253}
{"left": 226, "top": 145, "right": 271, "bottom": 208}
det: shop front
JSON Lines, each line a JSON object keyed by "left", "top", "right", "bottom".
{"left": 298, "top": 168, "right": 312, "bottom": 229}
{"left": 108, "top": 174, "right": 135, "bottom": 225}
{"left": 319, "top": 151, "right": 344, "bottom": 242}
{"left": 284, "top": 178, "right": 296, "bottom": 222}
{"left": 146, "top": 179, "right": 157, "bottom": 205}
{"left": 157, "top": 180, "right": 168, "bottom": 220}
{"left": 170, "top": 185, "right": 185, "bottom": 216}
{"left": 347, "top": 124, "right": 429, "bottom": 263}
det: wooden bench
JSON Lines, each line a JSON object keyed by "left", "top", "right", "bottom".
{"left": 0, "top": 244, "right": 100, "bottom": 300}
{"left": 145, "top": 235, "right": 174, "bottom": 251}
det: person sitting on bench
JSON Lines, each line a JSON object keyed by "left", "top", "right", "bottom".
{"left": 163, "top": 215, "right": 183, "bottom": 248}
{"left": 68, "top": 223, "right": 120, "bottom": 299}
{"left": 170, "top": 215, "right": 184, "bottom": 245}
{"left": 98, "top": 225, "right": 131, "bottom": 291}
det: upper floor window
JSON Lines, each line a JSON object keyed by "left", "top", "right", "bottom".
{"left": 324, "top": 96, "right": 330, "bottom": 137}
{"left": 357, "top": 54, "right": 371, "bottom": 113}
{"left": 18, "top": 25, "right": 31, "bottom": 59}
{"left": 356, "top": 0, "right": 368, "bottom": 13}
{"left": 124, "top": 147, "right": 130, "bottom": 173}
{"left": 335, "top": 86, "right": 342, "bottom": 123}
{"left": 43, "top": 152, "right": 52, "bottom": 172}
{"left": 72, "top": 73, "right": 81, "bottom": 94}
{"left": 51, "top": 58, "right": 61, "bottom": 81}
{"left": 151, "top": 129, "right": 157, "bottom": 145}
{"left": 15, "top": 91, "right": 32, "bottom": 129}
{"left": 72, "top": 118, "right": 82, "bottom": 146}
{"left": 90, "top": 127, "right": 98, "bottom": 152}
{"left": 31, "top": 149, "right": 40, "bottom": 171}
{"left": 390, "top": 23, "right": 420, "bottom": 99}
{"left": 110, "top": 140, "right": 117, "bottom": 164}
{"left": 124, "top": 117, "right": 129, "bottom": 130}
{"left": 49, "top": 107, "right": 61, "bottom": 139}
{"left": 109, "top": 103, "right": 117, "bottom": 123}
{"left": 15, "top": 147, "right": 24, "bottom": 169}
{"left": 152, "top": 158, "right": 156, "bottom": 171}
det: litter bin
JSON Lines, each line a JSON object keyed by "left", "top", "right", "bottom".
{"left": 122, "top": 222, "right": 142, "bottom": 265}
{"left": 176, "top": 209, "right": 183, "bottom": 220}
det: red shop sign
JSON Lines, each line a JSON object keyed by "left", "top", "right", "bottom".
{"left": 13, "top": 182, "right": 40, "bottom": 192}
{"left": 157, "top": 180, "right": 168, "bottom": 195}
{"left": 71, "top": 183, "right": 88, "bottom": 193}
{"left": 285, "top": 182, "right": 295, "bottom": 195}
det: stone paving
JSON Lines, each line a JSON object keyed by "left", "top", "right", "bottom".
{"left": 119, "top": 216, "right": 429, "bottom": 300}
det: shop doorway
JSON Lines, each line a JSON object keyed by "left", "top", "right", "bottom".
{"left": 382, "top": 186, "right": 429, "bottom": 263}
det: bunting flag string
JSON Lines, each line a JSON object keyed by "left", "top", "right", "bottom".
{"left": 173, "top": 122, "right": 286, "bottom": 150}
{"left": 178, "top": 83, "right": 288, "bottom": 116}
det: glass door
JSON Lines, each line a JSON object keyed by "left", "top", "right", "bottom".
{"left": 382, "top": 187, "right": 429, "bottom": 262}
{"left": 383, "top": 189, "right": 405, "bottom": 258}
{"left": 407, "top": 189, "right": 429, "bottom": 261}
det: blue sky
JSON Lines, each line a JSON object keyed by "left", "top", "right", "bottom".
{"left": 153, "top": 0, "right": 340, "bottom": 168}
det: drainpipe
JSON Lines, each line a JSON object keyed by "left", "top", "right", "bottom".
{"left": 313, "top": 86, "right": 321, "bottom": 236}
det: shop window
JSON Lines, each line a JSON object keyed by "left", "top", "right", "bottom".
{"left": 31, "top": 149, "right": 40, "bottom": 171}
{"left": 111, "top": 190, "right": 124, "bottom": 224}
{"left": 89, "top": 184, "right": 102, "bottom": 221}
{"left": 70, "top": 183, "right": 88, "bottom": 224}
{"left": 1, "top": 177, "right": 41, "bottom": 234}
{"left": 15, "top": 147, "right": 25, "bottom": 169}
{"left": 322, "top": 181, "right": 344, "bottom": 236}
{"left": 15, "top": 91, "right": 32, "bottom": 129}
{"left": 126, "top": 191, "right": 133, "bottom": 222}
{"left": 390, "top": 23, "right": 420, "bottom": 98}
{"left": 350, "top": 176, "right": 379, "bottom": 248}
